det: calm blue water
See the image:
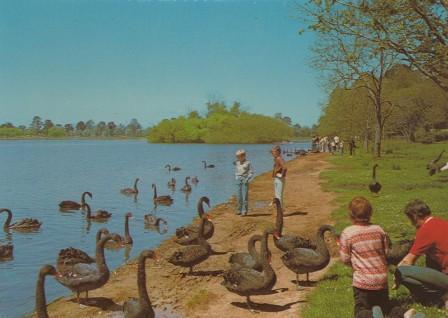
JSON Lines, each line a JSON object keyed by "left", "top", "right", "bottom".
{"left": 0, "top": 140, "right": 309, "bottom": 318}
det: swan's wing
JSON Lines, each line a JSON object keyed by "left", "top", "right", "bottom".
{"left": 282, "top": 248, "right": 321, "bottom": 267}
{"left": 229, "top": 253, "right": 257, "bottom": 269}
{"left": 282, "top": 235, "right": 314, "bottom": 249}
{"left": 169, "top": 245, "right": 208, "bottom": 262}
{"left": 71, "top": 263, "right": 99, "bottom": 276}
{"left": 223, "top": 268, "right": 265, "bottom": 291}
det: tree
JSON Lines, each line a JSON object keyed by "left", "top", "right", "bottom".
{"left": 76, "top": 121, "right": 86, "bottom": 133}
{"left": 301, "top": 1, "right": 398, "bottom": 157}
{"left": 107, "top": 121, "right": 117, "bottom": 136}
{"left": 47, "top": 127, "right": 66, "bottom": 138}
{"left": 96, "top": 121, "right": 106, "bottom": 137}
{"left": 0, "top": 122, "right": 14, "bottom": 128}
{"left": 64, "top": 124, "right": 74, "bottom": 135}
{"left": 319, "top": 1, "right": 448, "bottom": 93}
{"left": 126, "top": 119, "right": 142, "bottom": 137}
{"left": 30, "top": 116, "right": 43, "bottom": 134}
{"left": 43, "top": 119, "right": 54, "bottom": 135}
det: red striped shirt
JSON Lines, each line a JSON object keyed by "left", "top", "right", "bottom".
{"left": 339, "top": 224, "right": 389, "bottom": 290}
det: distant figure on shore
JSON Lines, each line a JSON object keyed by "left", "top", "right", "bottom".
{"left": 349, "top": 138, "right": 357, "bottom": 156}
{"left": 271, "top": 145, "right": 287, "bottom": 209}
{"left": 397, "top": 200, "right": 448, "bottom": 310}
{"left": 234, "top": 149, "right": 253, "bottom": 216}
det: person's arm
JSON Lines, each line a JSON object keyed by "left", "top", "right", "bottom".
{"left": 339, "top": 231, "right": 352, "bottom": 266}
{"left": 398, "top": 226, "right": 432, "bottom": 266}
{"left": 398, "top": 253, "right": 419, "bottom": 267}
{"left": 245, "top": 162, "right": 254, "bottom": 182}
{"left": 277, "top": 157, "right": 287, "bottom": 177}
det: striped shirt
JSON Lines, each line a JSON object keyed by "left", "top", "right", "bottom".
{"left": 339, "top": 224, "right": 389, "bottom": 290}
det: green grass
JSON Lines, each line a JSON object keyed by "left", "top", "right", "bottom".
{"left": 302, "top": 140, "right": 448, "bottom": 318}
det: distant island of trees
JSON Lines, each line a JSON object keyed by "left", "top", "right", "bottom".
{"left": 0, "top": 102, "right": 314, "bottom": 143}
{"left": 147, "top": 101, "right": 313, "bottom": 144}
{"left": 0, "top": 117, "right": 146, "bottom": 139}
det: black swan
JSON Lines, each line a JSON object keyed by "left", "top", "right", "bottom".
{"left": 152, "top": 184, "right": 173, "bottom": 205}
{"left": 202, "top": 160, "right": 215, "bottom": 169}
{"left": 221, "top": 228, "right": 278, "bottom": 312}
{"left": 228, "top": 234, "right": 263, "bottom": 271}
{"left": 272, "top": 198, "right": 315, "bottom": 252}
{"left": 144, "top": 214, "right": 167, "bottom": 227}
{"left": 1, "top": 208, "right": 42, "bottom": 230}
{"left": 191, "top": 176, "right": 199, "bottom": 184}
{"left": 123, "top": 249, "right": 159, "bottom": 318}
{"left": 167, "top": 178, "right": 176, "bottom": 188}
{"left": 35, "top": 264, "right": 59, "bottom": 318}
{"left": 106, "top": 213, "right": 133, "bottom": 249}
{"left": 59, "top": 191, "right": 92, "bottom": 210}
{"left": 167, "top": 214, "right": 212, "bottom": 275}
{"left": 175, "top": 196, "right": 214, "bottom": 245}
{"left": 165, "top": 164, "right": 181, "bottom": 172}
{"left": 85, "top": 203, "right": 112, "bottom": 220}
{"left": 386, "top": 239, "right": 414, "bottom": 266}
{"left": 368, "top": 164, "right": 382, "bottom": 194}
{"left": 427, "top": 150, "right": 445, "bottom": 176}
{"left": 56, "top": 233, "right": 122, "bottom": 303}
{"left": 57, "top": 228, "right": 109, "bottom": 273}
{"left": 281, "top": 224, "right": 335, "bottom": 289}
{"left": 181, "top": 176, "right": 192, "bottom": 193}
{"left": 0, "top": 243, "right": 13, "bottom": 259}
{"left": 121, "top": 178, "right": 140, "bottom": 195}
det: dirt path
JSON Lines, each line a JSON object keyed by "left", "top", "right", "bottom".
{"left": 42, "top": 153, "right": 337, "bottom": 318}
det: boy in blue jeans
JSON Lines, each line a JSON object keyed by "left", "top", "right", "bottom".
{"left": 234, "top": 149, "right": 253, "bottom": 216}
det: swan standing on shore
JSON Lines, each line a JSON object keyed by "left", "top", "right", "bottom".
{"left": 123, "top": 249, "right": 159, "bottom": 318}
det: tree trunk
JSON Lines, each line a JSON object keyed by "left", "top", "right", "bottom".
{"left": 374, "top": 122, "right": 382, "bottom": 157}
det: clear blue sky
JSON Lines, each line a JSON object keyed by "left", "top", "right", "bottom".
{"left": 0, "top": 0, "right": 322, "bottom": 127}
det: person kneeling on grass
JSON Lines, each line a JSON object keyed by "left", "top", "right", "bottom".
{"left": 340, "top": 196, "right": 423, "bottom": 318}
{"left": 396, "top": 199, "right": 448, "bottom": 310}
{"left": 234, "top": 149, "right": 253, "bottom": 216}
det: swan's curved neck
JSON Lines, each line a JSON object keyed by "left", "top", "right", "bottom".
{"left": 81, "top": 192, "right": 89, "bottom": 206}
{"left": 35, "top": 272, "right": 49, "bottom": 318}
{"left": 153, "top": 186, "right": 157, "bottom": 199}
{"left": 96, "top": 236, "right": 110, "bottom": 273}
{"left": 137, "top": 255, "right": 152, "bottom": 310}
{"left": 96, "top": 231, "right": 104, "bottom": 242}
{"left": 372, "top": 166, "right": 377, "bottom": 180}
{"left": 248, "top": 235, "right": 261, "bottom": 259}
{"left": 260, "top": 231, "right": 273, "bottom": 274}
{"left": 197, "top": 200, "right": 205, "bottom": 217}
{"left": 124, "top": 216, "right": 132, "bottom": 244}
{"left": 1, "top": 209, "right": 12, "bottom": 228}
{"left": 133, "top": 179, "right": 139, "bottom": 192}
{"left": 85, "top": 205, "right": 91, "bottom": 218}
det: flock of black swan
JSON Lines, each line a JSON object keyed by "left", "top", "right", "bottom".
{"left": 1, "top": 155, "right": 419, "bottom": 317}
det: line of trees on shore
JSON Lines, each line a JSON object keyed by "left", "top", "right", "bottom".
{"left": 317, "top": 65, "right": 448, "bottom": 147}
{"left": 0, "top": 117, "right": 146, "bottom": 138}
{"left": 300, "top": 0, "right": 448, "bottom": 157}
{"left": 148, "top": 101, "right": 312, "bottom": 144}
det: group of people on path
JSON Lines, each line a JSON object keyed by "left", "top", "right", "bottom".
{"left": 233, "top": 144, "right": 448, "bottom": 318}
{"left": 312, "top": 135, "right": 359, "bottom": 156}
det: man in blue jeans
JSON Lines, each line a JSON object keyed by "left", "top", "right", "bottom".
{"left": 396, "top": 199, "right": 448, "bottom": 310}
{"left": 234, "top": 149, "right": 253, "bottom": 216}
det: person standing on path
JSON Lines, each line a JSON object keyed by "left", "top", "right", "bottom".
{"left": 234, "top": 149, "right": 253, "bottom": 216}
{"left": 271, "top": 145, "right": 287, "bottom": 209}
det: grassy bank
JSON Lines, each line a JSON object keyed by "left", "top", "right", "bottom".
{"left": 303, "top": 140, "right": 448, "bottom": 318}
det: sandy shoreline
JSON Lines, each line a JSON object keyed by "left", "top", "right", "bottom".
{"left": 38, "top": 153, "right": 337, "bottom": 318}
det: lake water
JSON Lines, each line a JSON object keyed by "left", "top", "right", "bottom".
{"left": 0, "top": 140, "right": 310, "bottom": 318}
